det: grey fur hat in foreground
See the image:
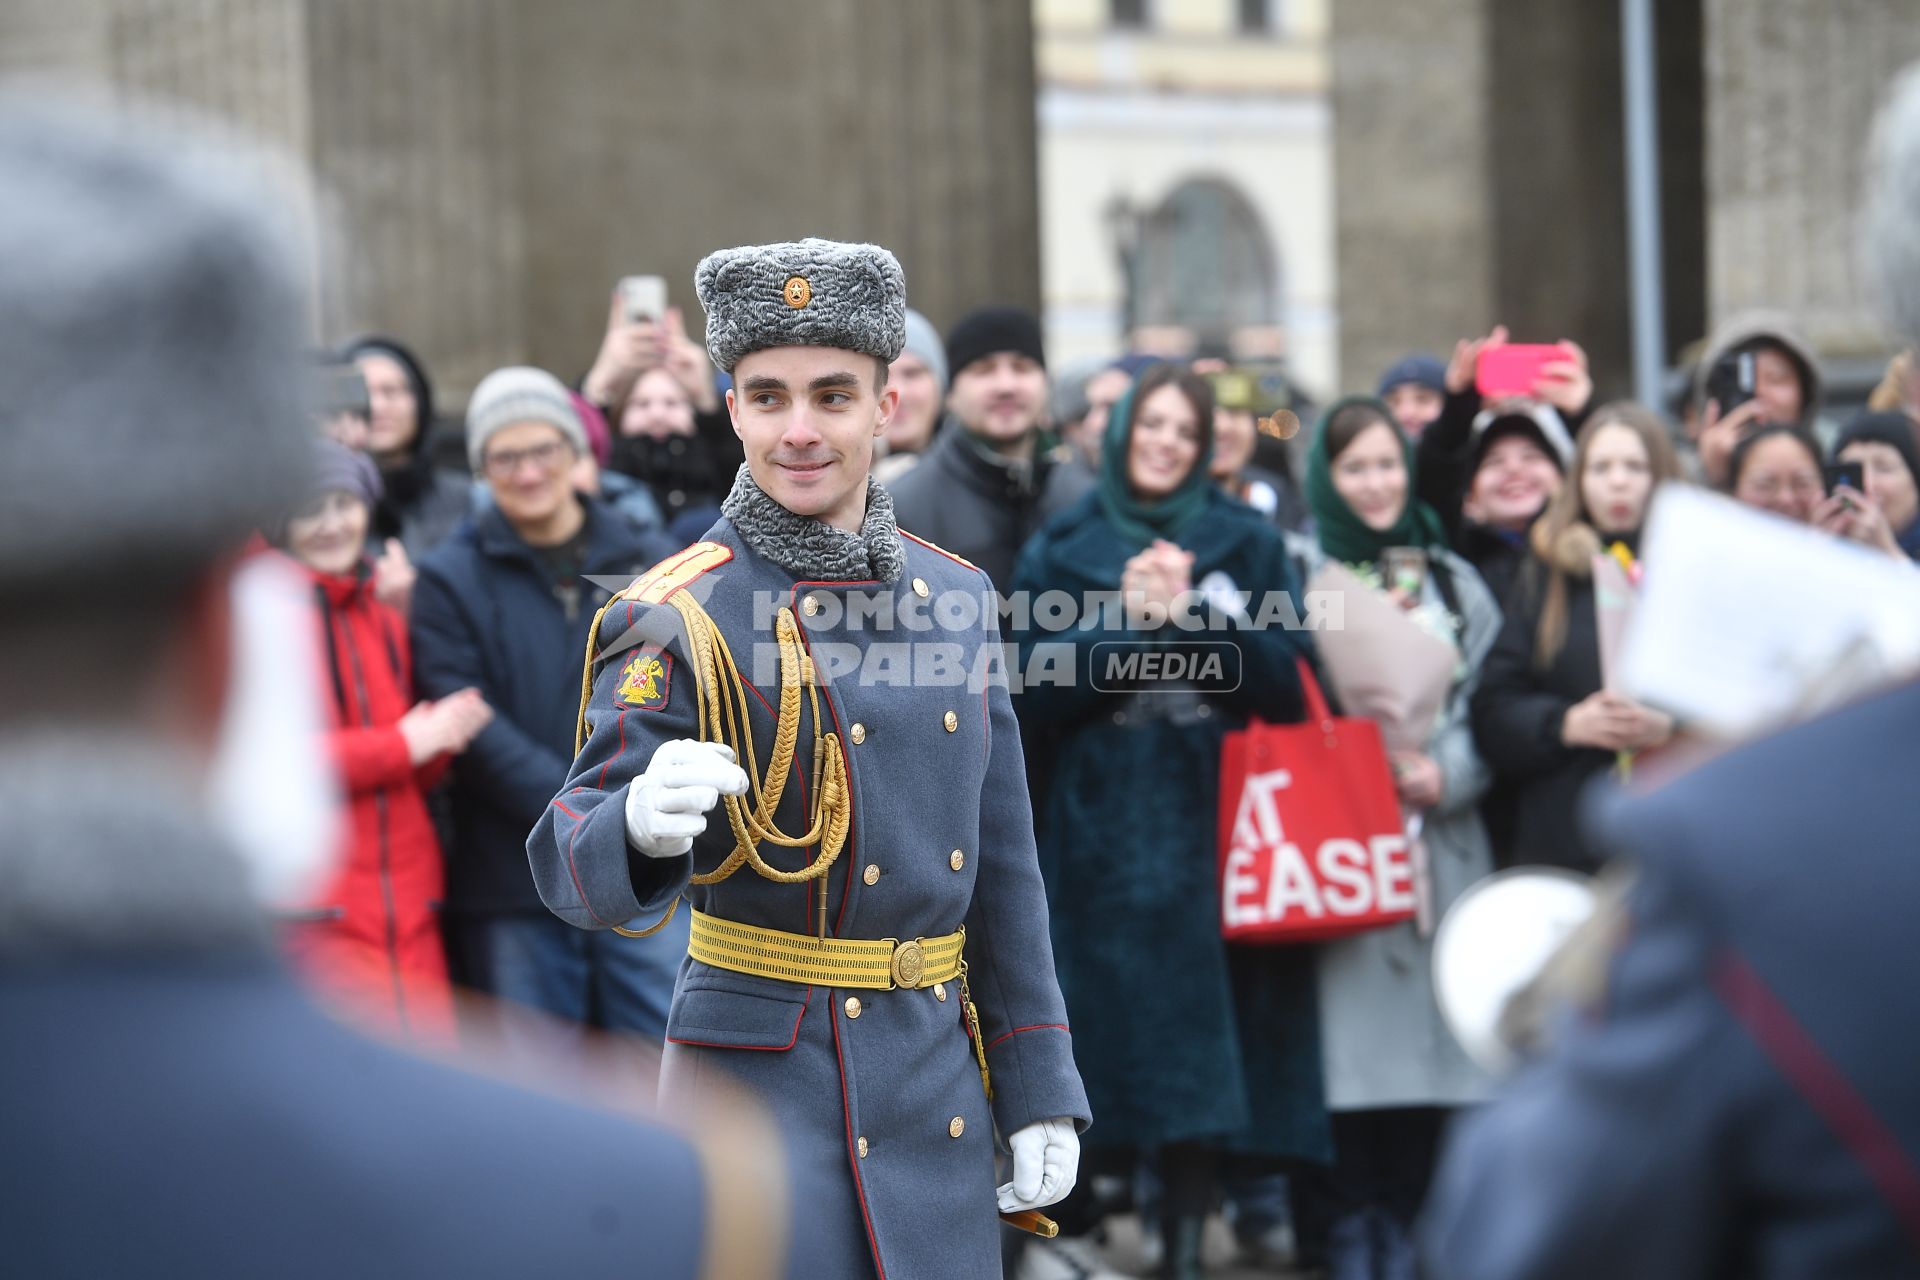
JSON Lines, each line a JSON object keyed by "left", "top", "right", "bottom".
{"left": 0, "top": 97, "right": 310, "bottom": 602}
{"left": 1864, "top": 64, "right": 1920, "bottom": 349}
{"left": 694, "top": 237, "right": 907, "bottom": 373}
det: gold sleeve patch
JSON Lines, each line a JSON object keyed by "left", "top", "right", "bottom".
{"left": 619, "top": 540, "right": 734, "bottom": 605}
{"left": 616, "top": 650, "right": 672, "bottom": 710}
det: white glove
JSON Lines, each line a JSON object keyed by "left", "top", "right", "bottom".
{"left": 623, "top": 740, "right": 749, "bottom": 858}
{"left": 997, "top": 1117, "right": 1079, "bottom": 1212}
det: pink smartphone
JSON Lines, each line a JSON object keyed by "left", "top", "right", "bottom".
{"left": 1476, "top": 344, "right": 1571, "bottom": 399}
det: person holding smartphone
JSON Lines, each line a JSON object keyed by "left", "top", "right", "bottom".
{"left": 1724, "top": 423, "right": 1908, "bottom": 558}
{"left": 1686, "top": 313, "right": 1824, "bottom": 488}
{"left": 1833, "top": 411, "right": 1920, "bottom": 559}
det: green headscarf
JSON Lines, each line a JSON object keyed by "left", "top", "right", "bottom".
{"left": 1306, "top": 394, "right": 1450, "bottom": 566}
{"left": 1096, "top": 372, "right": 1215, "bottom": 547}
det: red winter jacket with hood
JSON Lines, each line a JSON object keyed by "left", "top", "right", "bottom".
{"left": 283, "top": 557, "right": 455, "bottom": 1042}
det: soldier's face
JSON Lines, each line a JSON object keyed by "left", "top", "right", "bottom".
{"left": 728, "top": 346, "right": 898, "bottom": 534}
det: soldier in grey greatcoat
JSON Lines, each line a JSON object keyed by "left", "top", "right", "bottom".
{"left": 528, "top": 239, "right": 1091, "bottom": 1280}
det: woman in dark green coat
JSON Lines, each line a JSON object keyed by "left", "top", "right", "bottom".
{"left": 1011, "top": 363, "right": 1330, "bottom": 1277}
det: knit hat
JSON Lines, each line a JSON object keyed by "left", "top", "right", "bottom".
{"left": 1833, "top": 411, "right": 1920, "bottom": 491}
{"left": 946, "top": 306, "right": 1047, "bottom": 380}
{"left": 1470, "top": 403, "right": 1575, "bottom": 475}
{"left": 1376, "top": 353, "right": 1447, "bottom": 398}
{"left": 899, "top": 307, "right": 949, "bottom": 393}
{"left": 0, "top": 96, "right": 309, "bottom": 604}
{"left": 304, "top": 439, "right": 382, "bottom": 510}
{"left": 464, "top": 366, "right": 588, "bottom": 474}
{"left": 693, "top": 237, "right": 907, "bottom": 373}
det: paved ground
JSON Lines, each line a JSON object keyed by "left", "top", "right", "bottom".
{"left": 1035, "top": 1213, "right": 1318, "bottom": 1279}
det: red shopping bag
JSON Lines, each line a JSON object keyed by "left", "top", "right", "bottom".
{"left": 1218, "top": 658, "right": 1416, "bottom": 943}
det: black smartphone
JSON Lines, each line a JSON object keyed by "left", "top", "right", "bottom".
{"left": 1824, "top": 461, "right": 1865, "bottom": 497}
{"left": 1704, "top": 349, "right": 1757, "bottom": 417}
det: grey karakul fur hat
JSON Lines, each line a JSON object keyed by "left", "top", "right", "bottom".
{"left": 0, "top": 94, "right": 310, "bottom": 604}
{"left": 694, "top": 237, "right": 907, "bottom": 373}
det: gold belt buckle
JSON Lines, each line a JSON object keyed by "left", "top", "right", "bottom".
{"left": 890, "top": 937, "right": 927, "bottom": 989}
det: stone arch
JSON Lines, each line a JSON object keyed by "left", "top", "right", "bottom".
{"left": 1133, "top": 176, "right": 1281, "bottom": 351}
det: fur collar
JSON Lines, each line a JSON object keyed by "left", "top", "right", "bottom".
{"left": 720, "top": 465, "right": 906, "bottom": 584}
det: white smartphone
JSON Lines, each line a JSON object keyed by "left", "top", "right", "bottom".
{"left": 618, "top": 274, "right": 668, "bottom": 323}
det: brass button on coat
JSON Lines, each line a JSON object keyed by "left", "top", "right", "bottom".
{"left": 949, "top": 1116, "right": 965, "bottom": 1139}
{"left": 943, "top": 710, "right": 958, "bottom": 732}
{"left": 857, "top": 1136, "right": 869, "bottom": 1158}
{"left": 912, "top": 577, "right": 930, "bottom": 598}
{"left": 850, "top": 723, "right": 867, "bottom": 745}
{"left": 934, "top": 982, "right": 948, "bottom": 1002}
{"left": 949, "top": 849, "right": 965, "bottom": 872}
{"left": 845, "top": 997, "right": 862, "bottom": 1019}
{"left": 862, "top": 864, "right": 880, "bottom": 885}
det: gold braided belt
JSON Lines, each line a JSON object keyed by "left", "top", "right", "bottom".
{"left": 690, "top": 910, "right": 964, "bottom": 991}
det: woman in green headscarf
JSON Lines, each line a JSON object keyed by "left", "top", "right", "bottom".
{"left": 1294, "top": 395, "right": 1503, "bottom": 1280}
{"left": 1010, "top": 364, "right": 1329, "bottom": 1279}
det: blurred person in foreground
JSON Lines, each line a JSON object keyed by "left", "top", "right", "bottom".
{"left": 275, "top": 441, "right": 491, "bottom": 1041}
{"left": 1291, "top": 398, "right": 1501, "bottom": 1279}
{"left": 1012, "top": 365, "right": 1326, "bottom": 1280}
{"left": 1469, "top": 406, "right": 1682, "bottom": 872}
{"left": 1422, "top": 67, "right": 1920, "bottom": 1280}
{"left": 0, "top": 96, "right": 791, "bottom": 1280}
{"left": 410, "top": 369, "right": 680, "bottom": 1045}
{"left": 888, "top": 306, "right": 1094, "bottom": 590}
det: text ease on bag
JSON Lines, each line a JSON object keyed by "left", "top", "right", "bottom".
{"left": 1217, "top": 658, "right": 1416, "bottom": 943}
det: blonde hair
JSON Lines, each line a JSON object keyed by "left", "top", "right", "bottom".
{"left": 1528, "top": 401, "right": 1683, "bottom": 668}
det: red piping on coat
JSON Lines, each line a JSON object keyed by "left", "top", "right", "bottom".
{"left": 833, "top": 988, "right": 887, "bottom": 1278}
{"left": 1712, "top": 948, "right": 1920, "bottom": 1252}
{"left": 986, "top": 1023, "right": 1072, "bottom": 1052}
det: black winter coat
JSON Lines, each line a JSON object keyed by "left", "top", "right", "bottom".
{"left": 411, "top": 499, "right": 675, "bottom": 913}
{"left": 887, "top": 420, "right": 1094, "bottom": 591}
{"left": 1469, "top": 554, "right": 1616, "bottom": 871}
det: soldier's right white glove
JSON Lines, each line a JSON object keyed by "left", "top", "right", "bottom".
{"left": 624, "top": 740, "right": 749, "bottom": 859}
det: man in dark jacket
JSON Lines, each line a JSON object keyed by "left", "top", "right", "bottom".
{"left": 413, "top": 367, "right": 680, "bottom": 1040}
{"left": 887, "top": 306, "right": 1093, "bottom": 590}
{"left": 0, "top": 95, "right": 795, "bottom": 1280}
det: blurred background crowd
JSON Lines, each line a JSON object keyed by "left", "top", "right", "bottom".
{"left": 10, "top": 3, "right": 1920, "bottom": 1279}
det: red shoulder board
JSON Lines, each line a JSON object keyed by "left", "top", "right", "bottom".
{"left": 618, "top": 541, "right": 733, "bottom": 605}
{"left": 900, "top": 530, "right": 978, "bottom": 572}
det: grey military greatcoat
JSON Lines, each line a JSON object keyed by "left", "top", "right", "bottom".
{"left": 528, "top": 500, "right": 1090, "bottom": 1280}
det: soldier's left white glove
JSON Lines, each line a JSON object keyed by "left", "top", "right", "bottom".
{"left": 997, "top": 1117, "right": 1079, "bottom": 1212}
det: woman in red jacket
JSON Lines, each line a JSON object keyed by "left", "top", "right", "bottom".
{"left": 279, "top": 441, "right": 491, "bottom": 1041}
